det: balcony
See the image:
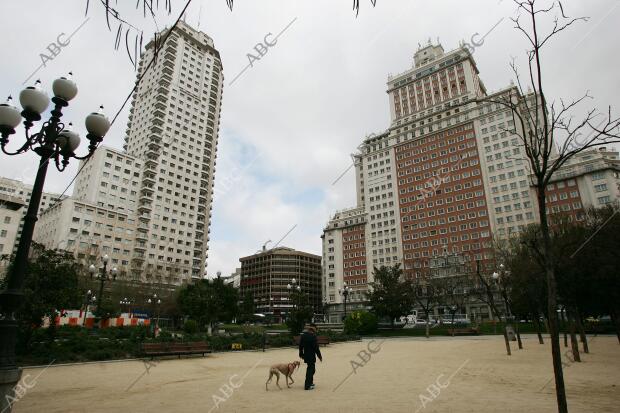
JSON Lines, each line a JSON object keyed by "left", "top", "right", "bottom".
{"left": 163, "top": 59, "right": 174, "bottom": 71}
{"left": 150, "top": 124, "right": 163, "bottom": 134}
{"left": 132, "top": 256, "right": 145, "bottom": 264}
{"left": 138, "top": 213, "right": 151, "bottom": 223}
{"left": 153, "top": 108, "right": 165, "bottom": 119}
{"left": 134, "top": 243, "right": 147, "bottom": 251}
{"left": 157, "top": 84, "right": 169, "bottom": 95}
{"left": 144, "top": 160, "right": 157, "bottom": 173}
{"left": 158, "top": 76, "right": 171, "bottom": 88}
{"left": 138, "top": 202, "right": 152, "bottom": 213}
{"left": 147, "top": 139, "right": 161, "bottom": 151}
{"left": 143, "top": 174, "right": 156, "bottom": 185}
{"left": 164, "top": 47, "right": 175, "bottom": 60}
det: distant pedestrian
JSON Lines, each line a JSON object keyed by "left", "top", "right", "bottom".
{"left": 298, "top": 323, "right": 322, "bottom": 390}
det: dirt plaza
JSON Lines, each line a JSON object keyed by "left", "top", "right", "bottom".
{"left": 14, "top": 335, "right": 620, "bottom": 413}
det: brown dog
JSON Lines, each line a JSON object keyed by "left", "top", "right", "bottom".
{"left": 265, "top": 361, "right": 300, "bottom": 390}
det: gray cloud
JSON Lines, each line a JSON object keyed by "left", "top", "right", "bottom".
{"left": 1, "top": 0, "right": 618, "bottom": 277}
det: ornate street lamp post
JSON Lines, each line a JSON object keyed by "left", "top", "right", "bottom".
{"left": 287, "top": 278, "right": 302, "bottom": 324}
{"left": 493, "top": 264, "right": 521, "bottom": 349}
{"left": 82, "top": 290, "right": 96, "bottom": 326}
{"left": 0, "top": 76, "right": 110, "bottom": 412}
{"left": 147, "top": 294, "right": 161, "bottom": 336}
{"left": 120, "top": 297, "right": 132, "bottom": 317}
{"left": 89, "top": 254, "right": 118, "bottom": 318}
{"left": 338, "top": 284, "right": 353, "bottom": 322}
{"left": 323, "top": 300, "right": 329, "bottom": 323}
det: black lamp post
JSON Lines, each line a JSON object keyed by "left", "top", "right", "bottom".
{"left": 147, "top": 294, "right": 161, "bottom": 336}
{"left": 89, "top": 254, "right": 118, "bottom": 317}
{"left": 120, "top": 297, "right": 132, "bottom": 316}
{"left": 492, "top": 264, "right": 512, "bottom": 321}
{"left": 287, "top": 278, "right": 302, "bottom": 324}
{"left": 0, "top": 75, "right": 110, "bottom": 412}
{"left": 82, "top": 290, "right": 95, "bottom": 326}
{"left": 323, "top": 300, "right": 329, "bottom": 323}
{"left": 339, "top": 284, "right": 353, "bottom": 321}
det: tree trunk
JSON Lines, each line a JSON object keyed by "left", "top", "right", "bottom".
{"left": 562, "top": 309, "right": 568, "bottom": 347}
{"left": 574, "top": 308, "right": 589, "bottom": 354}
{"left": 610, "top": 309, "right": 620, "bottom": 345}
{"left": 451, "top": 312, "right": 456, "bottom": 337}
{"left": 533, "top": 313, "right": 544, "bottom": 344}
{"left": 538, "top": 190, "right": 568, "bottom": 413}
{"left": 425, "top": 319, "right": 430, "bottom": 338}
{"left": 568, "top": 312, "right": 581, "bottom": 362}
{"left": 503, "top": 326, "right": 512, "bottom": 356}
{"left": 515, "top": 319, "right": 523, "bottom": 350}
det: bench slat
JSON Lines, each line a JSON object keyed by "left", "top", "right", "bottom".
{"left": 141, "top": 341, "right": 210, "bottom": 357}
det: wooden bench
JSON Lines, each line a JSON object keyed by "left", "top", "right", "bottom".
{"left": 141, "top": 341, "right": 211, "bottom": 359}
{"left": 293, "top": 335, "right": 331, "bottom": 346}
{"left": 447, "top": 327, "right": 479, "bottom": 336}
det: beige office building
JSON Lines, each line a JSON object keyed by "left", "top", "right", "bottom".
{"left": 31, "top": 21, "right": 224, "bottom": 285}
{"left": 0, "top": 176, "right": 65, "bottom": 254}
{"left": 123, "top": 20, "right": 224, "bottom": 282}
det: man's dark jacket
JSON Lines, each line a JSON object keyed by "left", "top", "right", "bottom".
{"left": 298, "top": 330, "right": 322, "bottom": 363}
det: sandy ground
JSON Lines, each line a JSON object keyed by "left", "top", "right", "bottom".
{"left": 13, "top": 335, "right": 620, "bottom": 413}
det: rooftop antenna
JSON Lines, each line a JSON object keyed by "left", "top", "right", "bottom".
{"left": 262, "top": 240, "right": 272, "bottom": 252}
{"left": 197, "top": 3, "right": 202, "bottom": 29}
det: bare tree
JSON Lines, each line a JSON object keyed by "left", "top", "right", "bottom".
{"left": 412, "top": 269, "right": 441, "bottom": 338}
{"left": 470, "top": 260, "right": 512, "bottom": 356}
{"left": 435, "top": 274, "right": 472, "bottom": 336}
{"left": 475, "top": 2, "right": 620, "bottom": 411}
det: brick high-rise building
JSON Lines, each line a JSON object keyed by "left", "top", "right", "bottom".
{"left": 323, "top": 41, "right": 620, "bottom": 320}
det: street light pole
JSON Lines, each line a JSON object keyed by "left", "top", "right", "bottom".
{"left": 0, "top": 76, "right": 110, "bottom": 412}
{"left": 82, "top": 290, "right": 93, "bottom": 326}
{"left": 147, "top": 294, "right": 161, "bottom": 337}
{"left": 97, "top": 257, "right": 108, "bottom": 311}
{"left": 339, "top": 284, "right": 352, "bottom": 321}
{"left": 89, "top": 255, "right": 118, "bottom": 319}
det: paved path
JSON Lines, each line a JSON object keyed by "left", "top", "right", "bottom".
{"left": 13, "top": 335, "right": 620, "bottom": 412}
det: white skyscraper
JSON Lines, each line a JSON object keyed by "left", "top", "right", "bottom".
{"left": 123, "top": 21, "right": 224, "bottom": 282}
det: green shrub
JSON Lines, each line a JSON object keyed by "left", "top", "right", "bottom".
{"left": 183, "top": 320, "right": 198, "bottom": 334}
{"left": 344, "top": 311, "right": 378, "bottom": 335}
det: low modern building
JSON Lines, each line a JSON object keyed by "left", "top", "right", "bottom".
{"left": 0, "top": 176, "right": 65, "bottom": 254}
{"left": 221, "top": 267, "right": 241, "bottom": 288}
{"left": 321, "top": 206, "right": 370, "bottom": 322}
{"left": 239, "top": 247, "right": 322, "bottom": 323}
{"left": 542, "top": 147, "right": 620, "bottom": 222}
{"left": 35, "top": 198, "right": 137, "bottom": 280}
{"left": 0, "top": 194, "right": 25, "bottom": 277}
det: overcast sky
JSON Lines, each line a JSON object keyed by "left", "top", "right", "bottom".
{"left": 0, "top": 0, "right": 618, "bottom": 278}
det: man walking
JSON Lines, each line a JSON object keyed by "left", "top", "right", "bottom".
{"left": 299, "top": 323, "right": 322, "bottom": 390}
